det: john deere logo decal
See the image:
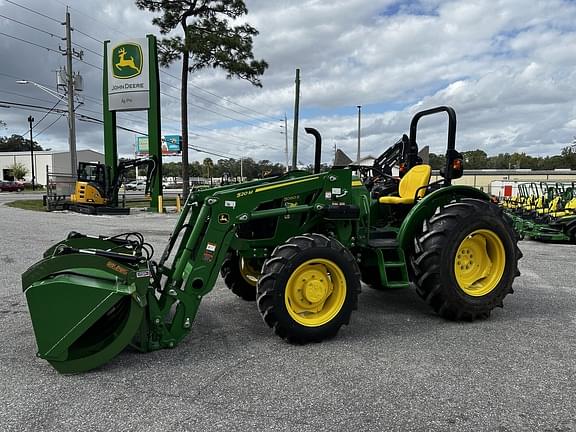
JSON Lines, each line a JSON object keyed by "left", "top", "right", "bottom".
{"left": 112, "top": 43, "right": 143, "bottom": 79}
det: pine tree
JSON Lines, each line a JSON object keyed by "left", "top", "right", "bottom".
{"left": 135, "top": 0, "right": 268, "bottom": 198}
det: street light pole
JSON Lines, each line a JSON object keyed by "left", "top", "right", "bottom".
{"left": 28, "top": 115, "right": 35, "bottom": 191}
{"left": 356, "top": 105, "right": 362, "bottom": 163}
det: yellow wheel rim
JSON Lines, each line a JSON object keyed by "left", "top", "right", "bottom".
{"left": 454, "top": 229, "right": 506, "bottom": 297}
{"left": 239, "top": 257, "right": 259, "bottom": 287}
{"left": 284, "top": 258, "right": 347, "bottom": 327}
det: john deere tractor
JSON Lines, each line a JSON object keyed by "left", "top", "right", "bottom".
{"left": 22, "top": 106, "right": 522, "bottom": 373}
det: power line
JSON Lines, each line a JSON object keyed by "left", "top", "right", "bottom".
{"left": 0, "top": 72, "right": 53, "bottom": 89}
{"left": 34, "top": 114, "right": 65, "bottom": 138}
{"left": 0, "top": 11, "right": 102, "bottom": 59}
{"left": 72, "top": 41, "right": 102, "bottom": 58}
{"left": 0, "top": 12, "right": 59, "bottom": 37}
{"left": 160, "top": 69, "right": 281, "bottom": 123}
{"left": 193, "top": 123, "right": 283, "bottom": 150}
{"left": 0, "top": 31, "right": 59, "bottom": 54}
{"left": 17, "top": 100, "right": 61, "bottom": 136}
{"left": 160, "top": 79, "right": 280, "bottom": 127}
{"left": 73, "top": 28, "right": 103, "bottom": 46}
{"left": 160, "top": 90, "right": 279, "bottom": 132}
{"left": 76, "top": 57, "right": 103, "bottom": 71}
{"left": 4, "top": 0, "right": 60, "bottom": 24}
{"left": 0, "top": 100, "right": 68, "bottom": 114}
{"left": 77, "top": 115, "right": 148, "bottom": 135}
{"left": 0, "top": 89, "right": 55, "bottom": 106}
{"left": 188, "top": 145, "right": 239, "bottom": 160}
{"left": 154, "top": 107, "right": 283, "bottom": 150}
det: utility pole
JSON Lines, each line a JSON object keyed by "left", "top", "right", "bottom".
{"left": 28, "top": 116, "right": 35, "bottom": 191}
{"left": 292, "top": 68, "right": 300, "bottom": 170}
{"left": 356, "top": 105, "right": 362, "bottom": 163}
{"left": 240, "top": 157, "right": 243, "bottom": 182}
{"left": 284, "top": 113, "right": 289, "bottom": 172}
{"left": 60, "top": 8, "right": 82, "bottom": 176}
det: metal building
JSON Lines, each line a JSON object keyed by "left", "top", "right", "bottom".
{"left": 0, "top": 150, "right": 103, "bottom": 185}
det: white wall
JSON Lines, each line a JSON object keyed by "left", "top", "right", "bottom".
{"left": 0, "top": 150, "right": 104, "bottom": 185}
{"left": 0, "top": 151, "right": 53, "bottom": 185}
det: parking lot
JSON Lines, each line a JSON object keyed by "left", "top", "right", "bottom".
{"left": 0, "top": 197, "right": 575, "bottom": 431}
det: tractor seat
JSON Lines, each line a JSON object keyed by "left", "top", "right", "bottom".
{"left": 378, "top": 164, "right": 432, "bottom": 205}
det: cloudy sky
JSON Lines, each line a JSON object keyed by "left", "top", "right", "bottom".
{"left": 1, "top": 0, "right": 575, "bottom": 166}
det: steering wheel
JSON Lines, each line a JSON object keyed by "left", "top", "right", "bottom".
{"left": 370, "top": 166, "right": 399, "bottom": 183}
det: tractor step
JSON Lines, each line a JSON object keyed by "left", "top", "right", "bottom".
{"left": 365, "top": 234, "right": 410, "bottom": 289}
{"left": 386, "top": 282, "right": 410, "bottom": 289}
{"left": 383, "top": 261, "right": 405, "bottom": 268}
{"left": 367, "top": 238, "right": 398, "bottom": 249}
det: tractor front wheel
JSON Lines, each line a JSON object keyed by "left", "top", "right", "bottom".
{"left": 257, "top": 234, "right": 361, "bottom": 343}
{"left": 412, "top": 199, "right": 522, "bottom": 320}
{"left": 220, "top": 252, "right": 260, "bottom": 301}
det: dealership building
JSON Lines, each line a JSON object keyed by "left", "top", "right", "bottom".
{"left": 0, "top": 150, "right": 104, "bottom": 185}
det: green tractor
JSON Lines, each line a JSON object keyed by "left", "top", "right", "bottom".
{"left": 22, "top": 106, "right": 522, "bottom": 373}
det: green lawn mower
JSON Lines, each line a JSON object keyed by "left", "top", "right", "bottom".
{"left": 503, "top": 181, "right": 576, "bottom": 243}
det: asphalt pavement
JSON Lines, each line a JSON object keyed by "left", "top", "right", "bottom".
{"left": 0, "top": 201, "right": 575, "bottom": 431}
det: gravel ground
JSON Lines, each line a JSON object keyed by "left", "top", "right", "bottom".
{"left": 0, "top": 199, "right": 575, "bottom": 431}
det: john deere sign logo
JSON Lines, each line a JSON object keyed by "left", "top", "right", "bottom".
{"left": 112, "top": 43, "right": 143, "bottom": 79}
{"left": 107, "top": 38, "right": 150, "bottom": 111}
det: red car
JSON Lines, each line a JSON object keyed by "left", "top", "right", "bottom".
{"left": 0, "top": 181, "right": 24, "bottom": 192}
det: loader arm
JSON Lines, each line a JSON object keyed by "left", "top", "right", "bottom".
{"left": 145, "top": 169, "right": 355, "bottom": 350}
{"left": 23, "top": 169, "right": 359, "bottom": 372}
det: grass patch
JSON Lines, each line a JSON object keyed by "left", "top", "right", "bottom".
{"left": 6, "top": 198, "right": 179, "bottom": 212}
{"left": 6, "top": 199, "right": 45, "bottom": 211}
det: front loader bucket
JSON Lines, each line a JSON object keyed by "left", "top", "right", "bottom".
{"left": 22, "top": 253, "right": 146, "bottom": 374}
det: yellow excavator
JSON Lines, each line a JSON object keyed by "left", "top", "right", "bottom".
{"left": 69, "top": 157, "right": 157, "bottom": 214}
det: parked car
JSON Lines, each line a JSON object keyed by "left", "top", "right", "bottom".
{"left": 0, "top": 181, "right": 25, "bottom": 192}
{"left": 125, "top": 180, "right": 147, "bottom": 191}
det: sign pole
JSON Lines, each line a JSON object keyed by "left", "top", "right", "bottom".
{"left": 103, "top": 40, "right": 118, "bottom": 202}
{"left": 147, "top": 34, "right": 162, "bottom": 212}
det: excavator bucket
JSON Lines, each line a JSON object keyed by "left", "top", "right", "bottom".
{"left": 22, "top": 237, "right": 149, "bottom": 373}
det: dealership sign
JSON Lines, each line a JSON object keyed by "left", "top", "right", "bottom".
{"left": 107, "top": 39, "right": 149, "bottom": 111}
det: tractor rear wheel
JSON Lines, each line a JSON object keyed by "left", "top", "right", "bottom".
{"left": 257, "top": 234, "right": 361, "bottom": 343}
{"left": 411, "top": 199, "right": 522, "bottom": 320}
{"left": 220, "top": 252, "right": 260, "bottom": 301}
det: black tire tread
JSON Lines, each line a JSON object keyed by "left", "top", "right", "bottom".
{"left": 411, "top": 198, "right": 522, "bottom": 321}
{"left": 257, "top": 233, "right": 361, "bottom": 344}
{"left": 220, "top": 252, "right": 257, "bottom": 301}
